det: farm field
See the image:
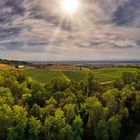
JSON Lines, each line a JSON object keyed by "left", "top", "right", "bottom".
{"left": 0, "top": 64, "right": 11, "bottom": 70}
{"left": 23, "top": 69, "right": 70, "bottom": 82}
{"left": 23, "top": 67, "right": 138, "bottom": 83}
{"left": 93, "top": 67, "right": 137, "bottom": 82}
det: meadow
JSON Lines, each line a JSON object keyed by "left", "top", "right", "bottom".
{"left": 23, "top": 67, "right": 138, "bottom": 83}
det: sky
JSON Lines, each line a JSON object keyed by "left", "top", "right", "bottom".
{"left": 0, "top": 0, "right": 140, "bottom": 61}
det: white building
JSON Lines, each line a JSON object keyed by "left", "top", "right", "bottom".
{"left": 16, "top": 65, "right": 25, "bottom": 69}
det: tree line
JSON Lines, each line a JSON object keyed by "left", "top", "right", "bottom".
{"left": 0, "top": 58, "right": 31, "bottom": 66}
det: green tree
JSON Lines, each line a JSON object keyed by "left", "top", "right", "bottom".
{"left": 95, "top": 119, "right": 109, "bottom": 140}
{"left": 44, "top": 109, "right": 72, "bottom": 140}
{"left": 30, "top": 81, "right": 46, "bottom": 107}
{"left": 87, "top": 73, "right": 94, "bottom": 97}
{"left": 64, "top": 104, "right": 76, "bottom": 123}
{"left": 114, "top": 78, "right": 124, "bottom": 90}
{"left": 108, "top": 115, "right": 122, "bottom": 140}
{"left": 122, "top": 72, "right": 135, "bottom": 85}
{"left": 102, "top": 89, "right": 119, "bottom": 115}
{"left": 84, "top": 97, "right": 103, "bottom": 139}
{"left": 30, "top": 104, "right": 42, "bottom": 120}
{"left": 86, "top": 73, "right": 101, "bottom": 96}
{"left": 8, "top": 105, "right": 27, "bottom": 140}
{"left": 0, "top": 104, "right": 12, "bottom": 139}
{"left": 0, "top": 87, "right": 14, "bottom": 105}
{"left": 44, "top": 97, "right": 58, "bottom": 116}
{"left": 28, "top": 116, "right": 42, "bottom": 140}
{"left": 72, "top": 115, "right": 83, "bottom": 140}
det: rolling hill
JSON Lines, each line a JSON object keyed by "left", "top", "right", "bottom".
{"left": 23, "top": 67, "right": 138, "bottom": 83}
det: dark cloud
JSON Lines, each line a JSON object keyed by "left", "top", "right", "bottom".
{"left": 0, "top": 41, "right": 24, "bottom": 51}
{"left": 0, "top": 0, "right": 26, "bottom": 24}
{"left": 0, "top": 27, "right": 22, "bottom": 39}
{"left": 0, "top": 40, "right": 47, "bottom": 52}
{"left": 113, "top": 0, "right": 140, "bottom": 26}
{"left": 113, "top": 45, "right": 136, "bottom": 49}
{"left": 4, "top": 0, "right": 25, "bottom": 15}
{"left": 27, "top": 41, "right": 48, "bottom": 46}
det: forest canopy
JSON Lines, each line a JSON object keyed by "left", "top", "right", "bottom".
{"left": 0, "top": 70, "right": 140, "bottom": 140}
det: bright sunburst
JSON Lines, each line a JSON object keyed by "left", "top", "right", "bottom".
{"left": 61, "top": 0, "right": 80, "bottom": 14}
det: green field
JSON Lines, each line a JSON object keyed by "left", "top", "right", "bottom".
{"left": 93, "top": 67, "right": 137, "bottom": 82}
{"left": 23, "top": 69, "right": 70, "bottom": 82}
{"left": 23, "top": 67, "right": 138, "bottom": 83}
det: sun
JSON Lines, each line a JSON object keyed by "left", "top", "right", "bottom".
{"left": 61, "top": 0, "right": 80, "bottom": 14}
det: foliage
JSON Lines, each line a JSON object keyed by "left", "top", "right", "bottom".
{"left": 0, "top": 70, "right": 140, "bottom": 140}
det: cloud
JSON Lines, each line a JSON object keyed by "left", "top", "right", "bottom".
{"left": 113, "top": 0, "right": 140, "bottom": 26}
{"left": 0, "top": 27, "right": 22, "bottom": 40}
{"left": 0, "top": 0, "right": 140, "bottom": 60}
{"left": 0, "top": 40, "right": 48, "bottom": 52}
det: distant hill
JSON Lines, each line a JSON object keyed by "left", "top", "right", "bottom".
{"left": 0, "top": 58, "right": 32, "bottom": 66}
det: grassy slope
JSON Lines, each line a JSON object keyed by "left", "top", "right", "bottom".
{"left": 23, "top": 69, "right": 70, "bottom": 83}
{"left": 23, "top": 67, "right": 138, "bottom": 83}
{"left": 63, "top": 71, "right": 89, "bottom": 81}
{"left": 93, "top": 67, "right": 137, "bottom": 82}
